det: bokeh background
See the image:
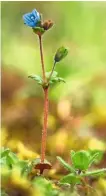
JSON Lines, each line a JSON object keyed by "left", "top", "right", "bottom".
{"left": 1, "top": 1, "right": 106, "bottom": 193}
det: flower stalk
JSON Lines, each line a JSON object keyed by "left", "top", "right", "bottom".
{"left": 48, "top": 61, "right": 56, "bottom": 83}
{"left": 38, "top": 34, "right": 49, "bottom": 163}
{"left": 39, "top": 35, "right": 46, "bottom": 83}
{"left": 41, "top": 87, "right": 49, "bottom": 163}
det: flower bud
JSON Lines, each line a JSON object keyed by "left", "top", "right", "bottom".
{"left": 42, "top": 20, "right": 54, "bottom": 30}
{"left": 54, "top": 46, "right": 68, "bottom": 63}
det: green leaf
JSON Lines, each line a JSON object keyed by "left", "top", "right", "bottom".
{"left": 6, "top": 155, "right": 17, "bottom": 167}
{"left": 19, "top": 161, "right": 33, "bottom": 176}
{"left": 32, "top": 177, "right": 59, "bottom": 196}
{"left": 15, "top": 160, "right": 28, "bottom": 170}
{"left": 71, "top": 150, "right": 90, "bottom": 170}
{"left": 8, "top": 152, "right": 18, "bottom": 165}
{"left": 28, "top": 74, "right": 43, "bottom": 85}
{"left": 9, "top": 152, "right": 19, "bottom": 162}
{"left": 57, "top": 156, "right": 75, "bottom": 173}
{"left": 89, "top": 150, "right": 104, "bottom": 164}
{"left": 46, "top": 71, "right": 65, "bottom": 85}
{"left": 1, "top": 148, "right": 10, "bottom": 158}
{"left": 0, "top": 151, "right": 19, "bottom": 168}
{"left": 45, "top": 71, "right": 58, "bottom": 79}
{"left": 60, "top": 173, "right": 81, "bottom": 185}
{"left": 55, "top": 77, "right": 65, "bottom": 83}
{"left": 0, "top": 157, "right": 7, "bottom": 167}
{"left": 50, "top": 77, "right": 65, "bottom": 84}
{"left": 70, "top": 150, "right": 76, "bottom": 160}
{"left": 81, "top": 168, "right": 106, "bottom": 177}
{"left": 89, "top": 152, "right": 100, "bottom": 167}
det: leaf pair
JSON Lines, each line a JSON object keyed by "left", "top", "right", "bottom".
{"left": 70, "top": 150, "right": 103, "bottom": 171}
{"left": 57, "top": 150, "right": 106, "bottom": 186}
{"left": 46, "top": 71, "right": 65, "bottom": 85}
{"left": 28, "top": 71, "right": 65, "bottom": 86}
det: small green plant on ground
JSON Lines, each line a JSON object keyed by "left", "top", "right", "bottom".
{"left": 1, "top": 147, "right": 106, "bottom": 196}
{"left": 1, "top": 8, "right": 106, "bottom": 196}
{"left": 57, "top": 150, "right": 106, "bottom": 195}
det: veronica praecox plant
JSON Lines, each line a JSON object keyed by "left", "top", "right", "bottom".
{"left": 23, "top": 9, "right": 68, "bottom": 174}
{"left": 57, "top": 150, "right": 106, "bottom": 194}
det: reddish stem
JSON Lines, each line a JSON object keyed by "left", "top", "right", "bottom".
{"left": 41, "top": 87, "right": 49, "bottom": 163}
{"left": 39, "top": 35, "right": 46, "bottom": 82}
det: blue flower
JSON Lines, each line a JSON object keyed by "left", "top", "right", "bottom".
{"left": 23, "top": 9, "right": 41, "bottom": 28}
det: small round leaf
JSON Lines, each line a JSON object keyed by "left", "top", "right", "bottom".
{"left": 72, "top": 150, "right": 90, "bottom": 170}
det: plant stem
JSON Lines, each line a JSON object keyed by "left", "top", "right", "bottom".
{"left": 41, "top": 87, "right": 49, "bottom": 163}
{"left": 39, "top": 35, "right": 46, "bottom": 82}
{"left": 38, "top": 35, "right": 49, "bottom": 164}
{"left": 48, "top": 61, "right": 56, "bottom": 83}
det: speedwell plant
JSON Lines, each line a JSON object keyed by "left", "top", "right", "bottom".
{"left": 1, "top": 8, "right": 106, "bottom": 196}
{"left": 23, "top": 9, "right": 68, "bottom": 174}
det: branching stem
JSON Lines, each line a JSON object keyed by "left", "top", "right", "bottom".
{"left": 48, "top": 61, "right": 56, "bottom": 83}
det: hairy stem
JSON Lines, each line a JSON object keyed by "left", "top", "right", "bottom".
{"left": 41, "top": 87, "right": 49, "bottom": 163}
{"left": 39, "top": 35, "right": 46, "bottom": 82}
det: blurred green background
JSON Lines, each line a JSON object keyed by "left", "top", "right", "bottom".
{"left": 1, "top": 2, "right": 106, "bottom": 191}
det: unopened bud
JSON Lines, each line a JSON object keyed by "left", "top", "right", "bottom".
{"left": 42, "top": 20, "right": 54, "bottom": 30}
{"left": 54, "top": 46, "right": 68, "bottom": 63}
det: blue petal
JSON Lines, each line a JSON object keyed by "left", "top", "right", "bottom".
{"left": 23, "top": 14, "right": 32, "bottom": 23}
{"left": 22, "top": 9, "right": 40, "bottom": 28}
{"left": 32, "top": 9, "right": 40, "bottom": 20}
{"left": 23, "top": 16, "right": 34, "bottom": 27}
{"left": 32, "top": 9, "right": 38, "bottom": 17}
{"left": 28, "top": 22, "right": 36, "bottom": 27}
{"left": 24, "top": 20, "right": 36, "bottom": 27}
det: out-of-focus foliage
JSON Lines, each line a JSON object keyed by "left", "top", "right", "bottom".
{"left": 1, "top": 148, "right": 106, "bottom": 196}
{"left": 1, "top": 148, "right": 80, "bottom": 196}
{"left": 1, "top": 1, "right": 106, "bottom": 195}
